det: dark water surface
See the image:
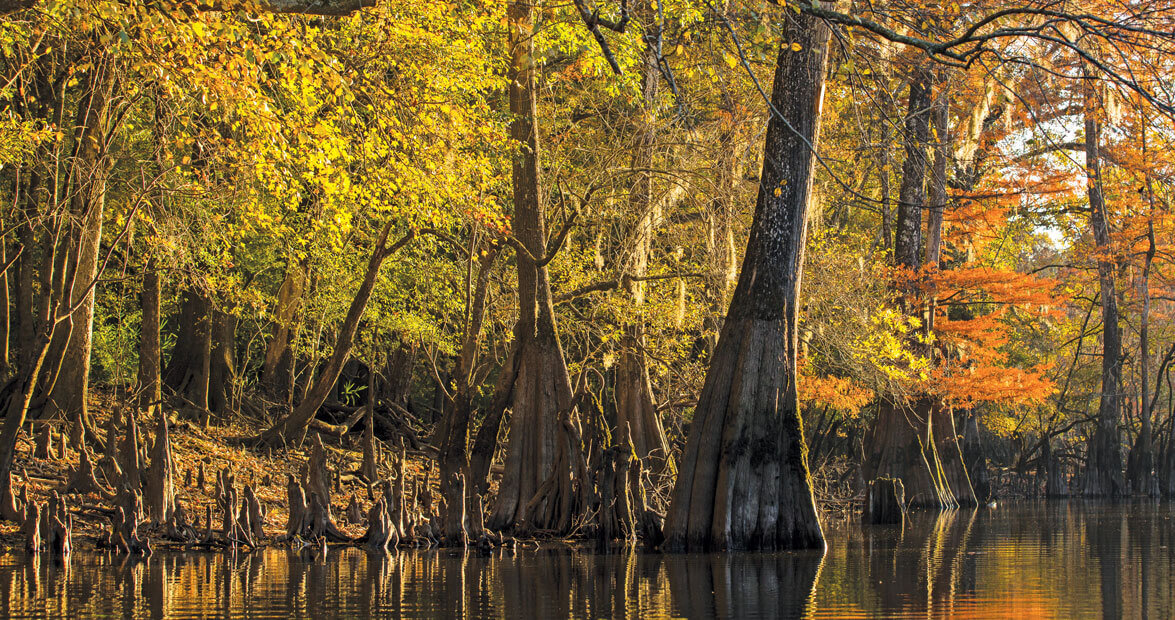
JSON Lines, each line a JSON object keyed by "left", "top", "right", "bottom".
{"left": 0, "top": 501, "right": 1172, "bottom": 618}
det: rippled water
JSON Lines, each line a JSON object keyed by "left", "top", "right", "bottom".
{"left": 0, "top": 501, "right": 1172, "bottom": 618}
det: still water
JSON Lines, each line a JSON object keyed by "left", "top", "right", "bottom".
{"left": 0, "top": 501, "right": 1171, "bottom": 618}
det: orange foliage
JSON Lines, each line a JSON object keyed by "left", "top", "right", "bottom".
{"left": 934, "top": 363, "right": 1055, "bottom": 408}
{"left": 798, "top": 369, "right": 874, "bottom": 416}
{"left": 883, "top": 229, "right": 1063, "bottom": 408}
{"left": 930, "top": 267, "right": 1062, "bottom": 312}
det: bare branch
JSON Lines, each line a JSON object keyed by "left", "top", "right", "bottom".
{"left": 572, "top": 0, "right": 630, "bottom": 74}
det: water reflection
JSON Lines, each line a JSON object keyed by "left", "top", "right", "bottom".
{"left": 667, "top": 550, "right": 823, "bottom": 618}
{"left": 0, "top": 502, "right": 1171, "bottom": 618}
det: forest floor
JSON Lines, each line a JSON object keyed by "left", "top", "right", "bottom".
{"left": 0, "top": 391, "right": 437, "bottom": 552}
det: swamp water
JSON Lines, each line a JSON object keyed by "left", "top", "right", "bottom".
{"left": 0, "top": 501, "right": 1171, "bottom": 618}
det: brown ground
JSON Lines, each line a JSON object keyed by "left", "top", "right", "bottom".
{"left": 0, "top": 390, "right": 436, "bottom": 551}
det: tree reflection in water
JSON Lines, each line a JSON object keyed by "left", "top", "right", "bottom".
{"left": 0, "top": 503, "right": 1171, "bottom": 618}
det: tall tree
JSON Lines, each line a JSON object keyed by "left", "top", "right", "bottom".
{"left": 664, "top": 8, "right": 831, "bottom": 551}
{"left": 39, "top": 54, "right": 115, "bottom": 437}
{"left": 486, "top": 0, "right": 579, "bottom": 533}
{"left": 864, "top": 68, "right": 975, "bottom": 509}
{"left": 1081, "top": 61, "right": 1125, "bottom": 498}
{"left": 615, "top": 7, "right": 673, "bottom": 473}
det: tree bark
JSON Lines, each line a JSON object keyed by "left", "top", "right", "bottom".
{"left": 209, "top": 308, "right": 236, "bottom": 415}
{"left": 878, "top": 122, "right": 893, "bottom": 252}
{"left": 13, "top": 163, "right": 40, "bottom": 364}
{"left": 868, "top": 399, "right": 975, "bottom": 509}
{"left": 864, "top": 478, "right": 905, "bottom": 525}
{"left": 144, "top": 407, "right": 175, "bottom": 524}
{"left": 892, "top": 69, "right": 931, "bottom": 271}
{"left": 1127, "top": 116, "right": 1158, "bottom": 497}
{"left": 663, "top": 10, "right": 831, "bottom": 551}
{"left": 1081, "top": 63, "right": 1125, "bottom": 498}
{"left": 437, "top": 246, "right": 498, "bottom": 544}
{"left": 864, "top": 70, "right": 974, "bottom": 509}
{"left": 468, "top": 341, "right": 520, "bottom": 495}
{"left": 925, "top": 83, "right": 948, "bottom": 275}
{"left": 0, "top": 333, "right": 56, "bottom": 521}
{"left": 0, "top": 238, "right": 9, "bottom": 375}
{"left": 164, "top": 289, "right": 212, "bottom": 413}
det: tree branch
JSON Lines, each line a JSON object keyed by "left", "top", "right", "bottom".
{"left": 572, "top": 0, "right": 629, "bottom": 74}
{"left": 555, "top": 272, "right": 704, "bottom": 304}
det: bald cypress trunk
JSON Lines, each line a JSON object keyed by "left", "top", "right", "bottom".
{"left": 663, "top": 9, "right": 830, "bottom": 551}
{"left": 209, "top": 309, "right": 236, "bottom": 415}
{"left": 878, "top": 123, "right": 893, "bottom": 252}
{"left": 261, "top": 261, "right": 306, "bottom": 406}
{"left": 164, "top": 290, "right": 211, "bottom": 414}
{"left": 1081, "top": 64, "right": 1125, "bottom": 498}
{"left": 438, "top": 246, "right": 498, "bottom": 544}
{"left": 863, "top": 71, "right": 974, "bottom": 509}
{"left": 1127, "top": 116, "right": 1158, "bottom": 497}
{"left": 892, "top": 70, "right": 930, "bottom": 272}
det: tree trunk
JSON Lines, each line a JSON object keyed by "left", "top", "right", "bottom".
{"left": 137, "top": 258, "right": 162, "bottom": 414}
{"left": 892, "top": 69, "right": 931, "bottom": 272}
{"left": 866, "top": 400, "right": 963, "bottom": 508}
{"left": 41, "top": 57, "right": 114, "bottom": 434}
{"left": 663, "top": 10, "right": 831, "bottom": 551}
{"left": 878, "top": 122, "right": 893, "bottom": 252}
{"left": 380, "top": 337, "right": 416, "bottom": 408}
{"left": 209, "top": 308, "right": 236, "bottom": 415}
{"left": 1081, "top": 63, "right": 1125, "bottom": 498}
{"left": 164, "top": 290, "right": 212, "bottom": 413}
{"left": 1128, "top": 120, "right": 1158, "bottom": 497}
{"left": 961, "top": 409, "right": 991, "bottom": 501}
{"left": 144, "top": 407, "right": 175, "bottom": 524}
{"left": 437, "top": 246, "right": 498, "bottom": 544}
{"left": 13, "top": 165, "right": 39, "bottom": 364}
{"left": 0, "top": 332, "right": 55, "bottom": 521}
{"left": 1043, "top": 439, "right": 1068, "bottom": 497}
{"left": 0, "top": 238, "right": 9, "bottom": 375}
{"left": 486, "top": 0, "right": 577, "bottom": 533}
{"left": 863, "top": 70, "right": 974, "bottom": 508}
{"left": 261, "top": 260, "right": 306, "bottom": 405}
{"left": 864, "top": 478, "right": 905, "bottom": 525}
{"left": 468, "top": 341, "right": 520, "bottom": 494}
{"left": 925, "top": 83, "right": 948, "bottom": 275}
